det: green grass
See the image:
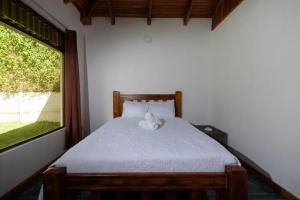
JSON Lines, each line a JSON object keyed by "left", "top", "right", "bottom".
{"left": 0, "top": 122, "right": 32, "bottom": 134}
{"left": 0, "top": 121, "right": 61, "bottom": 150}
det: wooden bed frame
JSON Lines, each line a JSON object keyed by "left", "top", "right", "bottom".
{"left": 113, "top": 91, "right": 182, "bottom": 118}
{"left": 43, "top": 91, "right": 247, "bottom": 200}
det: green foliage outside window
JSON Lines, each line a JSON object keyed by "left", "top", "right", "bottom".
{"left": 0, "top": 23, "right": 62, "bottom": 92}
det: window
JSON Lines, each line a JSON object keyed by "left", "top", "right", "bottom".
{"left": 0, "top": 22, "right": 64, "bottom": 151}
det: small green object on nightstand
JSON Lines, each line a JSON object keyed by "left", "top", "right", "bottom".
{"left": 193, "top": 125, "right": 228, "bottom": 146}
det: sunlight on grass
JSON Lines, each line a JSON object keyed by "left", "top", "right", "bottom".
{"left": 0, "top": 122, "right": 31, "bottom": 135}
{"left": 0, "top": 121, "right": 61, "bottom": 150}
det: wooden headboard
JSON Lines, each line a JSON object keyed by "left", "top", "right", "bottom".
{"left": 113, "top": 91, "right": 182, "bottom": 118}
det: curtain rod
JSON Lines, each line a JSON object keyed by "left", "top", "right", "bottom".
{"left": 27, "top": 0, "right": 68, "bottom": 31}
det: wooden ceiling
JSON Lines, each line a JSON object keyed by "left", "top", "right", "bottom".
{"left": 63, "top": 0, "right": 243, "bottom": 30}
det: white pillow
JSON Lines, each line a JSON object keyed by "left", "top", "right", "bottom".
{"left": 148, "top": 100, "right": 175, "bottom": 118}
{"left": 122, "top": 101, "right": 148, "bottom": 118}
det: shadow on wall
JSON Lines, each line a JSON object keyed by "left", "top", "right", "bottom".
{"left": 36, "top": 92, "right": 62, "bottom": 124}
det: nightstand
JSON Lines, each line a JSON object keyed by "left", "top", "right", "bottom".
{"left": 193, "top": 125, "right": 228, "bottom": 146}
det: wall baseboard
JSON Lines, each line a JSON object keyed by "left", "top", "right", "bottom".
{"left": 0, "top": 154, "right": 62, "bottom": 200}
{"left": 227, "top": 145, "right": 299, "bottom": 200}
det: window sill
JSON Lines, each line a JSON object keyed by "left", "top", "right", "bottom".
{"left": 0, "top": 127, "right": 65, "bottom": 153}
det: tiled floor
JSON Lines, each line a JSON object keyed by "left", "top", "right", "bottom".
{"left": 11, "top": 173, "right": 287, "bottom": 200}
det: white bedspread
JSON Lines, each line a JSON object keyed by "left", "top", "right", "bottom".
{"left": 53, "top": 117, "right": 240, "bottom": 173}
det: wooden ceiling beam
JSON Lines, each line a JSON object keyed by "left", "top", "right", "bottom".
{"left": 106, "top": 0, "right": 116, "bottom": 25}
{"left": 80, "top": 0, "right": 97, "bottom": 25}
{"left": 212, "top": 0, "right": 243, "bottom": 30}
{"left": 147, "top": 0, "right": 153, "bottom": 25}
{"left": 184, "top": 0, "right": 193, "bottom": 25}
{"left": 63, "top": 0, "right": 73, "bottom": 4}
{"left": 64, "top": 0, "right": 221, "bottom": 25}
{"left": 86, "top": 0, "right": 97, "bottom": 17}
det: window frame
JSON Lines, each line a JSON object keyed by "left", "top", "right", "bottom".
{"left": 0, "top": 127, "right": 65, "bottom": 153}
{"left": 0, "top": 0, "right": 64, "bottom": 51}
{"left": 0, "top": 21, "right": 65, "bottom": 153}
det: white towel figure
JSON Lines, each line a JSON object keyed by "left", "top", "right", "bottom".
{"left": 139, "top": 112, "right": 162, "bottom": 130}
{"left": 145, "top": 112, "right": 162, "bottom": 125}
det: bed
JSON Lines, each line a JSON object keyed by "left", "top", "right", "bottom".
{"left": 43, "top": 91, "right": 247, "bottom": 200}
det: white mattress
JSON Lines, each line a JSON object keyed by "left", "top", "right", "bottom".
{"left": 53, "top": 117, "right": 240, "bottom": 173}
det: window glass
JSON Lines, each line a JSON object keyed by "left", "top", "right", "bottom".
{"left": 0, "top": 22, "right": 63, "bottom": 151}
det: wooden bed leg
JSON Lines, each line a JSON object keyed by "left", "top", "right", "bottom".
{"left": 116, "top": 191, "right": 127, "bottom": 200}
{"left": 166, "top": 191, "right": 177, "bottom": 200}
{"left": 216, "top": 190, "right": 225, "bottom": 200}
{"left": 43, "top": 166, "right": 66, "bottom": 200}
{"left": 225, "top": 165, "right": 248, "bottom": 200}
{"left": 66, "top": 191, "right": 76, "bottom": 200}
{"left": 141, "top": 191, "right": 152, "bottom": 200}
{"left": 91, "top": 191, "right": 102, "bottom": 200}
{"left": 190, "top": 191, "right": 201, "bottom": 200}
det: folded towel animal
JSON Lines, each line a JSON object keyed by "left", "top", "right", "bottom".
{"left": 139, "top": 112, "right": 162, "bottom": 130}
{"left": 145, "top": 112, "right": 162, "bottom": 125}
{"left": 139, "top": 120, "right": 159, "bottom": 130}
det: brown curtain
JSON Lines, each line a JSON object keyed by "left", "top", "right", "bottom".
{"left": 64, "top": 30, "right": 83, "bottom": 148}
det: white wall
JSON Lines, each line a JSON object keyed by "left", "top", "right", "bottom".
{"left": 0, "top": 92, "right": 62, "bottom": 122}
{"left": 0, "top": 128, "right": 65, "bottom": 196}
{"left": 86, "top": 18, "right": 214, "bottom": 131}
{"left": 212, "top": 0, "right": 300, "bottom": 197}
